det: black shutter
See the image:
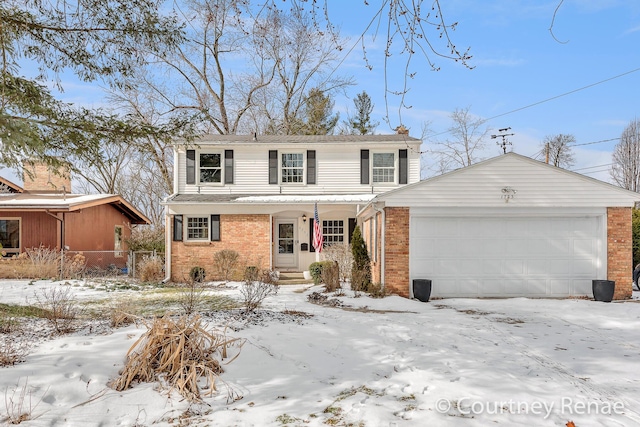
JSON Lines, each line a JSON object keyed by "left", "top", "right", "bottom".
{"left": 186, "top": 150, "right": 196, "bottom": 185}
{"left": 399, "top": 149, "right": 408, "bottom": 184}
{"left": 309, "top": 220, "right": 315, "bottom": 252}
{"left": 210, "top": 215, "right": 220, "bottom": 241}
{"left": 307, "top": 150, "right": 316, "bottom": 185}
{"left": 173, "top": 215, "right": 183, "bottom": 241}
{"left": 269, "top": 150, "right": 278, "bottom": 184}
{"left": 348, "top": 218, "right": 357, "bottom": 244}
{"left": 224, "top": 150, "right": 234, "bottom": 184}
{"left": 360, "top": 149, "right": 370, "bottom": 184}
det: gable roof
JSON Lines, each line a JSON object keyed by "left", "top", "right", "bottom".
{"left": 374, "top": 153, "right": 640, "bottom": 208}
{"left": 0, "top": 177, "right": 23, "bottom": 193}
{"left": 0, "top": 193, "right": 150, "bottom": 224}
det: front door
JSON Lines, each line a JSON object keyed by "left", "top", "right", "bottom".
{"left": 275, "top": 219, "right": 297, "bottom": 269}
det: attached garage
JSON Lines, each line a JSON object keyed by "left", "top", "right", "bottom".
{"left": 360, "top": 153, "right": 640, "bottom": 300}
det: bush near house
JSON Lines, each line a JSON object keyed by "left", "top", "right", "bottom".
{"left": 309, "top": 261, "right": 335, "bottom": 286}
{"left": 633, "top": 208, "right": 640, "bottom": 268}
{"left": 351, "top": 225, "right": 371, "bottom": 292}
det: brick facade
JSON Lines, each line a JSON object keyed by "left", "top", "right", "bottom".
{"left": 383, "top": 207, "right": 410, "bottom": 297}
{"left": 23, "top": 160, "right": 71, "bottom": 192}
{"left": 170, "top": 214, "right": 271, "bottom": 282}
{"left": 607, "top": 207, "right": 632, "bottom": 300}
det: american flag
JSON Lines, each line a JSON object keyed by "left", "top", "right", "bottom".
{"left": 312, "top": 203, "right": 323, "bottom": 253}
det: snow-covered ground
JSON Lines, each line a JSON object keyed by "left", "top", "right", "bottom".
{"left": 2, "top": 279, "right": 640, "bottom": 426}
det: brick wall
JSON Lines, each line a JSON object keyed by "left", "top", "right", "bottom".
{"left": 23, "top": 160, "right": 71, "bottom": 193}
{"left": 171, "top": 214, "right": 271, "bottom": 281}
{"left": 383, "top": 207, "right": 410, "bottom": 297}
{"left": 607, "top": 207, "right": 632, "bottom": 300}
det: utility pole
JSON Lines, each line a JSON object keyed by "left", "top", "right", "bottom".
{"left": 491, "top": 127, "right": 514, "bottom": 154}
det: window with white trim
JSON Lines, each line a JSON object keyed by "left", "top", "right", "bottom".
{"left": 0, "top": 218, "right": 20, "bottom": 256}
{"left": 199, "top": 153, "right": 222, "bottom": 184}
{"left": 187, "top": 217, "right": 209, "bottom": 240}
{"left": 323, "top": 220, "right": 344, "bottom": 245}
{"left": 372, "top": 152, "right": 395, "bottom": 183}
{"left": 281, "top": 153, "right": 304, "bottom": 184}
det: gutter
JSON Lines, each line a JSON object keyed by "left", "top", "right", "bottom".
{"left": 163, "top": 197, "right": 172, "bottom": 283}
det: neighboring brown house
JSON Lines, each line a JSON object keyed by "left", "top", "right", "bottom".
{"left": 0, "top": 162, "right": 149, "bottom": 269}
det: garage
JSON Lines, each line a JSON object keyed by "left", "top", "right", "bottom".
{"left": 410, "top": 213, "right": 604, "bottom": 298}
{"left": 361, "top": 153, "right": 639, "bottom": 300}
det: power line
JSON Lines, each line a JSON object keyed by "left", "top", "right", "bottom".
{"left": 571, "top": 163, "right": 613, "bottom": 172}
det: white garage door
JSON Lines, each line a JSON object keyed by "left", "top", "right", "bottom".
{"left": 410, "top": 216, "right": 604, "bottom": 298}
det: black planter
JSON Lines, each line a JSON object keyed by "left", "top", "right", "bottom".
{"left": 413, "top": 279, "right": 432, "bottom": 302}
{"left": 592, "top": 279, "right": 615, "bottom": 302}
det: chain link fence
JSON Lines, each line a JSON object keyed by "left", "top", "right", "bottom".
{"left": 63, "top": 250, "right": 130, "bottom": 279}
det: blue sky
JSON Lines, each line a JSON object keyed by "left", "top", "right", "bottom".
{"left": 328, "top": 0, "right": 640, "bottom": 181}
{"left": 3, "top": 0, "right": 639, "bottom": 185}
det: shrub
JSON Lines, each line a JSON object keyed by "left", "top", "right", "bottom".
{"left": 137, "top": 255, "right": 164, "bottom": 283}
{"left": 62, "top": 252, "right": 86, "bottom": 279}
{"left": 189, "top": 266, "right": 206, "bottom": 283}
{"left": 0, "top": 336, "right": 30, "bottom": 367}
{"left": 351, "top": 225, "right": 371, "bottom": 292}
{"left": 240, "top": 267, "right": 279, "bottom": 313}
{"left": 321, "top": 261, "right": 340, "bottom": 293}
{"left": 309, "top": 261, "right": 335, "bottom": 286}
{"left": 126, "top": 225, "right": 165, "bottom": 252}
{"left": 322, "top": 244, "right": 353, "bottom": 282}
{"left": 31, "top": 286, "right": 80, "bottom": 333}
{"left": 213, "top": 250, "right": 239, "bottom": 283}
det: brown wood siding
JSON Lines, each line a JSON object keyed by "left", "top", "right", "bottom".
{"left": 64, "top": 204, "right": 132, "bottom": 251}
{"left": 0, "top": 211, "right": 59, "bottom": 250}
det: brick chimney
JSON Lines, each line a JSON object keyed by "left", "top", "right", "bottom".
{"left": 23, "top": 159, "right": 72, "bottom": 193}
{"left": 395, "top": 125, "right": 409, "bottom": 135}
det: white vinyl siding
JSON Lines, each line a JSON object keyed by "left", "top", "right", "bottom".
{"left": 175, "top": 142, "right": 421, "bottom": 195}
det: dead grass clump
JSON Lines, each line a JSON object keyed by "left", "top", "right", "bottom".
{"left": 108, "top": 300, "right": 139, "bottom": 328}
{"left": 321, "top": 261, "right": 340, "bottom": 293}
{"left": 213, "top": 250, "right": 239, "bottom": 283}
{"left": 110, "top": 315, "right": 243, "bottom": 403}
{"left": 0, "top": 336, "right": 30, "bottom": 367}
{"left": 137, "top": 255, "right": 164, "bottom": 283}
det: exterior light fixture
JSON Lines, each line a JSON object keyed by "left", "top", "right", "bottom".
{"left": 501, "top": 187, "right": 517, "bottom": 202}
{"left": 302, "top": 214, "right": 307, "bottom": 223}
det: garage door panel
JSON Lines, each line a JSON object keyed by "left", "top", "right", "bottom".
{"left": 411, "top": 215, "right": 603, "bottom": 298}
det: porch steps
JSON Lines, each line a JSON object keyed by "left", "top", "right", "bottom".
{"left": 277, "top": 272, "right": 314, "bottom": 285}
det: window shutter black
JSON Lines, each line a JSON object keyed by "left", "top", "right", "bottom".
{"left": 224, "top": 150, "right": 234, "bottom": 184}
{"left": 186, "top": 150, "right": 196, "bottom": 185}
{"left": 309, "top": 220, "right": 315, "bottom": 252}
{"left": 348, "top": 218, "right": 357, "bottom": 244}
{"left": 399, "top": 149, "right": 408, "bottom": 184}
{"left": 173, "top": 215, "right": 183, "bottom": 241}
{"left": 269, "top": 150, "right": 278, "bottom": 184}
{"left": 307, "top": 150, "right": 316, "bottom": 185}
{"left": 210, "top": 215, "right": 220, "bottom": 241}
{"left": 360, "top": 149, "right": 370, "bottom": 184}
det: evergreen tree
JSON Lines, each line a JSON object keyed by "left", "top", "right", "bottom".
{"left": 347, "top": 91, "right": 378, "bottom": 135}
{"left": 350, "top": 225, "right": 372, "bottom": 291}
{"left": 292, "top": 88, "right": 339, "bottom": 135}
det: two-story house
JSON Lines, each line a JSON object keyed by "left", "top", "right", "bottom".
{"left": 163, "top": 133, "right": 422, "bottom": 281}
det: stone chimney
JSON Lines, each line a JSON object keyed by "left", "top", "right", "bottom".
{"left": 395, "top": 125, "right": 409, "bottom": 135}
{"left": 22, "top": 159, "right": 72, "bottom": 193}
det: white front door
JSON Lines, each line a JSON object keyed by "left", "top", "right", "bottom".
{"left": 275, "top": 219, "right": 297, "bottom": 269}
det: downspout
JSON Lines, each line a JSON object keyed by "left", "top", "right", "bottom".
{"left": 372, "top": 202, "right": 385, "bottom": 290}
{"left": 163, "top": 202, "right": 171, "bottom": 283}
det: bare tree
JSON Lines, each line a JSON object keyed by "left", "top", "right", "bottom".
{"left": 430, "top": 106, "right": 490, "bottom": 174}
{"left": 611, "top": 119, "right": 640, "bottom": 192}
{"left": 541, "top": 134, "right": 576, "bottom": 168}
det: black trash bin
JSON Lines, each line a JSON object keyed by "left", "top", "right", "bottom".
{"left": 592, "top": 279, "right": 615, "bottom": 302}
{"left": 413, "top": 279, "right": 432, "bottom": 302}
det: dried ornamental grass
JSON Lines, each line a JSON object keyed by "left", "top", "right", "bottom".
{"left": 110, "top": 315, "right": 243, "bottom": 402}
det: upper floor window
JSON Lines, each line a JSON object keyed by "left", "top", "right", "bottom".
{"left": 372, "top": 152, "right": 395, "bottom": 183}
{"left": 0, "top": 218, "right": 20, "bottom": 256}
{"left": 200, "top": 153, "right": 222, "bottom": 183}
{"left": 281, "top": 153, "right": 304, "bottom": 184}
